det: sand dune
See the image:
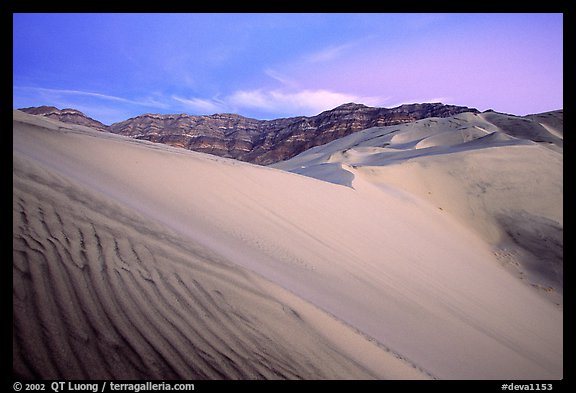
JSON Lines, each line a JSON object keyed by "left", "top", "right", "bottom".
{"left": 13, "top": 110, "right": 562, "bottom": 380}
{"left": 274, "top": 111, "right": 563, "bottom": 300}
{"left": 12, "top": 111, "right": 429, "bottom": 380}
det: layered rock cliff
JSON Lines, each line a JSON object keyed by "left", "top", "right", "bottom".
{"left": 20, "top": 102, "right": 478, "bottom": 165}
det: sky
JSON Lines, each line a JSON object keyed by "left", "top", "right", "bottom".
{"left": 13, "top": 13, "right": 563, "bottom": 125}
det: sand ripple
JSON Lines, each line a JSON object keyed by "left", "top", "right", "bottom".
{"left": 13, "top": 158, "right": 403, "bottom": 379}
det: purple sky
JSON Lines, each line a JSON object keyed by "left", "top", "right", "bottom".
{"left": 13, "top": 13, "right": 563, "bottom": 124}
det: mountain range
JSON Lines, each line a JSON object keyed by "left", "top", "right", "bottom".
{"left": 19, "top": 103, "right": 481, "bottom": 165}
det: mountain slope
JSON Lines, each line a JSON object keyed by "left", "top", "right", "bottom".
{"left": 13, "top": 110, "right": 562, "bottom": 379}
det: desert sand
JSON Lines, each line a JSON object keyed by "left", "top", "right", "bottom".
{"left": 13, "top": 109, "right": 562, "bottom": 380}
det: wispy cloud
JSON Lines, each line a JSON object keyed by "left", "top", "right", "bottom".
{"left": 172, "top": 96, "right": 226, "bottom": 114}
{"left": 303, "top": 34, "right": 380, "bottom": 65}
{"left": 305, "top": 42, "right": 355, "bottom": 63}
{"left": 14, "top": 86, "right": 169, "bottom": 109}
{"left": 264, "top": 68, "right": 299, "bottom": 88}
{"left": 13, "top": 86, "right": 173, "bottom": 124}
{"left": 306, "top": 43, "right": 353, "bottom": 63}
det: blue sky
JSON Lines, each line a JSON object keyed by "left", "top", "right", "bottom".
{"left": 13, "top": 13, "right": 563, "bottom": 125}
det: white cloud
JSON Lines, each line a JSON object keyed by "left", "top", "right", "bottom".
{"left": 169, "top": 88, "right": 380, "bottom": 118}
{"left": 227, "top": 89, "right": 384, "bottom": 116}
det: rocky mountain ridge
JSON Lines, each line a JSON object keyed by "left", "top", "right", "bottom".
{"left": 18, "top": 105, "right": 109, "bottom": 132}
{"left": 19, "top": 102, "right": 479, "bottom": 164}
